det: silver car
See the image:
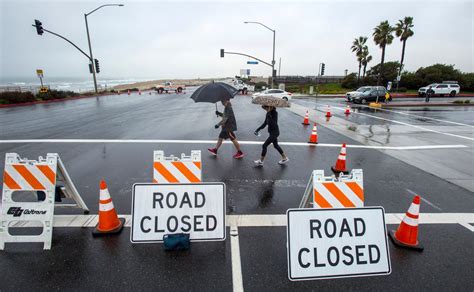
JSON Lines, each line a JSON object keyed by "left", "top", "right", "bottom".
{"left": 346, "top": 86, "right": 372, "bottom": 102}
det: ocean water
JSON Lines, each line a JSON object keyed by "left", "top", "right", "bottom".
{"left": 0, "top": 77, "right": 155, "bottom": 93}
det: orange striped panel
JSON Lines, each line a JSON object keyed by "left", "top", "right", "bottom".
{"left": 12, "top": 165, "right": 45, "bottom": 190}
{"left": 193, "top": 161, "right": 202, "bottom": 169}
{"left": 154, "top": 162, "right": 179, "bottom": 183}
{"left": 345, "top": 182, "right": 364, "bottom": 201}
{"left": 3, "top": 172, "right": 21, "bottom": 190}
{"left": 322, "top": 182, "right": 355, "bottom": 207}
{"left": 172, "top": 162, "right": 200, "bottom": 183}
{"left": 36, "top": 165, "right": 56, "bottom": 185}
{"left": 314, "top": 189, "right": 332, "bottom": 208}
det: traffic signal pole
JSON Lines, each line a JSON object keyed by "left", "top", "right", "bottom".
{"left": 84, "top": 14, "right": 98, "bottom": 93}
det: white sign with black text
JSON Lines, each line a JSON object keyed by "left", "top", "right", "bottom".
{"left": 287, "top": 207, "right": 391, "bottom": 281}
{"left": 131, "top": 183, "right": 226, "bottom": 243}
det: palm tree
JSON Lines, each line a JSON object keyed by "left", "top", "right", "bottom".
{"left": 395, "top": 16, "right": 414, "bottom": 89}
{"left": 361, "top": 47, "right": 372, "bottom": 78}
{"left": 373, "top": 21, "right": 394, "bottom": 85}
{"left": 351, "top": 36, "right": 368, "bottom": 83}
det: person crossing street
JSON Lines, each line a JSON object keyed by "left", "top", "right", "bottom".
{"left": 253, "top": 105, "right": 289, "bottom": 166}
{"left": 208, "top": 99, "right": 245, "bottom": 159}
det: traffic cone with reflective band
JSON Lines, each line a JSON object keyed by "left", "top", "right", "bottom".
{"left": 308, "top": 123, "right": 318, "bottom": 144}
{"left": 344, "top": 105, "right": 351, "bottom": 115}
{"left": 388, "top": 196, "right": 424, "bottom": 251}
{"left": 302, "top": 110, "right": 310, "bottom": 125}
{"left": 331, "top": 143, "right": 349, "bottom": 175}
{"left": 92, "top": 179, "right": 125, "bottom": 236}
{"left": 325, "top": 105, "right": 332, "bottom": 118}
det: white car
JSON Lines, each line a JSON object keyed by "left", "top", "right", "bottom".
{"left": 252, "top": 89, "right": 292, "bottom": 101}
{"left": 346, "top": 86, "right": 372, "bottom": 101}
{"left": 418, "top": 83, "right": 460, "bottom": 97}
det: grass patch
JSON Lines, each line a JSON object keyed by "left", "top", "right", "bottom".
{"left": 285, "top": 83, "right": 347, "bottom": 94}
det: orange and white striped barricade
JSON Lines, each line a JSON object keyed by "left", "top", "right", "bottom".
{"left": 299, "top": 169, "right": 364, "bottom": 209}
{"left": 153, "top": 150, "right": 202, "bottom": 183}
{"left": 0, "top": 153, "right": 89, "bottom": 250}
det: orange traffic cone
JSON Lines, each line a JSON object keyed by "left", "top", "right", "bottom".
{"left": 128, "top": 90, "right": 130, "bottom": 96}
{"left": 308, "top": 123, "right": 318, "bottom": 144}
{"left": 344, "top": 105, "right": 351, "bottom": 115}
{"left": 92, "top": 179, "right": 125, "bottom": 236}
{"left": 325, "top": 105, "right": 332, "bottom": 118}
{"left": 388, "top": 196, "right": 424, "bottom": 251}
{"left": 331, "top": 143, "right": 349, "bottom": 175}
{"left": 302, "top": 110, "right": 310, "bottom": 125}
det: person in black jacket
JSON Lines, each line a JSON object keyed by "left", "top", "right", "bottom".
{"left": 254, "top": 105, "right": 289, "bottom": 166}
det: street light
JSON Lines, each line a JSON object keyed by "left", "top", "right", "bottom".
{"left": 244, "top": 21, "right": 276, "bottom": 88}
{"left": 85, "top": 4, "right": 124, "bottom": 93}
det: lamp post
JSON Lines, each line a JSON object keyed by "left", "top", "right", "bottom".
{"left": 244, "top": 21, "right": 276, "bottom": 88}
{"left": 85, "top": 4, "right": 123, "bottom": 93}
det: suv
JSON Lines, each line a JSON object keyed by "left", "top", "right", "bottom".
{"left": 418, "top": 83, "right": 460, "bottom": 97}
{"left": 352, "top": 86, "right": 389, "bottom": 104}
{"left": 346, "top": 86, "right": 372, "bottom": 102}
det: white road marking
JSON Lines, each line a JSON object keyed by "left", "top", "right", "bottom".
{"left": 230, "top": 226, "right": 244, "bottom": 292}
{"left": 11, "top": 213, "right": 471, "bottom": 228}
{"left": 0, "top": 139, "right": 468, "bottom": 151}
{"left": 406, "top": 189, "right": 442, "bottom": 211}
{"left": 362, "top": 106, "right": 474, "bottom": 128}
{"left": 330, "top": 106, "right": 474, "bottom": 141}
{"left": 458, "top": 222, "right": 474, "bottom": 232}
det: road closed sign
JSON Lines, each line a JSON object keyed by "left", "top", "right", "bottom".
{"left": 131, "top": 183, "right": 226, "bottom": 243}
{"left": 287, "top": 207, "right": 391, "bottom": 281}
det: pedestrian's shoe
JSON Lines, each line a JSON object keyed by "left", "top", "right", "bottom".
{"left": 233, "top": 151, "right": 245, "bottom": 159}
{"left": 278, "top": 158, "right": 289, "bottom": 165}
{"left": 208, "top": 148, "right": 218, "bottom": 156}
{"left": 254, "top": 159, "right": 264, "bottom": 166}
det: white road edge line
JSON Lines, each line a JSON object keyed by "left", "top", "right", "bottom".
{"left": 11, "top": 213, "right": 472, "bottom": 228}
{"left": 0, "top": 139, "right": 468, "bottom": 151}
{"left": 230, "top": 226, "right": 244, "bottom": 292}
{"left": 406, "top": 189, "right": 442, "bottom": 211}
{"left": 330, "top": 105, "right": 474, "bottom": 141}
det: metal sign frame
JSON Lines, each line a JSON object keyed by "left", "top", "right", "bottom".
{"left": 130, "top": 182, "right": 226, "bottom": 243}
{"left": 286, "top": 207, "right": 391, "bottom": 281}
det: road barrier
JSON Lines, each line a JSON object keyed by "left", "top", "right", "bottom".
{"left": 0, "top": 153, "right": 88, "bottom": 250}
{"left": 153, "top": 150, "right": 202, "bottom": 183}
{"left": 299, "top": 169, "right": 364, "bottom": 209}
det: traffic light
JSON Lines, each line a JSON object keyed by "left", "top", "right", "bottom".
{"left": 89, "top": 63, "right": 93, "bottom": 74}
{"left": 94, "top": 59, "right": 100, "bottom": 73}
{"left": 220, "top": 49, "right": 224, "bottom": 58}
{"left": 321, "top": 63, "right": 325, "bottom": 76}
{"left": 34, "top": 19, "right": 44, "bottom": 35}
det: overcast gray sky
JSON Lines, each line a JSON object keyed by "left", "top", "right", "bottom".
{"left": 1, "top": 0, "right": 473, "bottom": 80}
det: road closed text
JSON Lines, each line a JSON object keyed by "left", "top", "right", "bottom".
{"left": 297, "top": 218, "right": 381, "bottom": 268}
{"left": 139, "top": 191, "right": 218, "bottom": 233}
{"left": 131, "top": 183, "right": 225, "bottom": 243}
{"left": 287, "top": 208, "right": 391, "bottom": 281}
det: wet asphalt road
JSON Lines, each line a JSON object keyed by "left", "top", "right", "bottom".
{"left": 0, "top": 90, "right": 473, "bottom": 290}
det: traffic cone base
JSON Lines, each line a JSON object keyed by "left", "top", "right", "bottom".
{"left": 331, "top": 166, "right": 349, "bottom": 175}
{"left": 388, "top": 230, "right": 424, "bottom": 251}
{"left": 93, "top": 217, "right": 125, "bottom": 237}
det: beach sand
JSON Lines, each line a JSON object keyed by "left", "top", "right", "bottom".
{"left": 113, "top": 78, "right": 230, "bottom": 91}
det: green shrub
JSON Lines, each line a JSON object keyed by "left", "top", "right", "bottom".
{"left": 36, "top": 89, "right": 77, "bottom": 101}
{"left": 464, "top": 100, "right": 471, "bottom": 104}
{"left": 0, "top": 91, "right": 36, "bottom": 104}
{"left": 453, "top": 100, "right": 464, "bottom": 104}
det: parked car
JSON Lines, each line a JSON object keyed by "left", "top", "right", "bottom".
{"left": 352, "top": 86, "right": 390, "bottom": 104}
{"left": 418, "top": 83, "right": 460, "bottom": 97}
{"left": 346, "top": 86, "right": 372, "bottom": 102}
{"left": 252, "top": 89, "right": 292, "bottom": 101}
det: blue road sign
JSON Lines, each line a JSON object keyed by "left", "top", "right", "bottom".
{"left": 247, "top": 61, "right": 258, "bottom": 65}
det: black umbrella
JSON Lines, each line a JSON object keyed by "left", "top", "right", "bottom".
{"left": 190, "top": 82, "right": 239, "bottom": 105}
